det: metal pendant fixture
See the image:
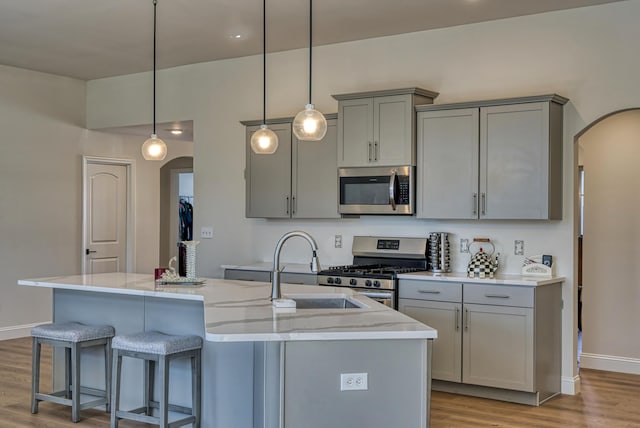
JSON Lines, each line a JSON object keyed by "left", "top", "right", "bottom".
{"left": 292, "top": 0, "right": 327, "bottom": 141}
{"left": 251, "top": 0, "right": 279, "bottom": 154}
{"left": 142, "top": 0, "right": 168, "bottom": 161}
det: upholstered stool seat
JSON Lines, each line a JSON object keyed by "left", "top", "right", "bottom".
{"left": 110, "top": 331, "right": 202, "bottom": 428}
{"left": 31, "top": 322, "right": 115, "bottom": 423}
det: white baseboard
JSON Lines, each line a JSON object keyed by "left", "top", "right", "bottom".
{"left": 580, "top": 352, "right": 640, "bottom": 375}
{"left": 561, "top": 374, "right": 581, "bottom": 395}
{"left": 0, "top": 321, "right": 50, "bottom": 341}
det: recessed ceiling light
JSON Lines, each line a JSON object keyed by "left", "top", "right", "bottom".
{"left": 168, "top": 129, "right": 183, "bottom": 135}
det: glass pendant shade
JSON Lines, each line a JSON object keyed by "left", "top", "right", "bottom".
{"left": 251, "top": 124, "right": 279, "bottom": 154}
{"left": 293, "top": 104, "right": 327, "bottom": 141}
{"left": 142, "top": 134, "right": 168, "bottom": 160}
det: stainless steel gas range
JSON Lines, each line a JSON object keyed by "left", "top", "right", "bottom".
{"left": 317, "top": 236, "right": 428, "bottom": 309}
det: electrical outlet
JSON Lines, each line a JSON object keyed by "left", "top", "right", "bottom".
{"left": 334, "top": 234, "right": 343, "bottom": 248}
{"left": 460, "top": 239, "right": 469, "bottom": 253}
{"left": 200, "top": 226, "right": 214, "bottom": 239}
{"left": 514, "top": 240, "right": 524, "bottom": 255}
{"left": 340, "top": 373, "right": 368, "bottom": 391}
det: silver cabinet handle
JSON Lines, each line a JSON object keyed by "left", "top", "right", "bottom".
{"left": 481, "top": 193, "right": 486, "bottom": 216}
{"left": 484, "top": 294, "right": 510, "bottom": 299}
{"left": 292, "top": 196, "right": 296, "bottom": 215}
{"left": 374, "top": 141, "right": 379, "bottom": 161}
{"left": 285, "top": 196, "right": 290, "bottom": 215}
{"left": 464, "top": 308, "right": 469, "bottom": 331}
{"left": 455, "top": 307, "right": 460, "bottom": 331}
{"left": 368, "top": 142, "right": 372, "bottom": 162}
{"left": 389, "top": 169, "right": 397, "bottom": 211}
{"left": 417, "top": 290, "right": 441, "bottom": 294}
{"left": 472, "top": 193, "right": 478, "bottom": 216}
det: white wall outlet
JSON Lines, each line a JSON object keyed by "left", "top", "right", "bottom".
{"left": 514, "top": 240, "right": 524, "bottom": 255}
{"left": 460, "top": 239, "right": 469, "bottom": 253}
{"left": 334, "top": 234, "right": 343, "bottom": 248}
{"left": 340, "top": 373, "right": 368, "bottom": 391}
{"left": 200, "top": 226, "right": 214, "bottom": 239}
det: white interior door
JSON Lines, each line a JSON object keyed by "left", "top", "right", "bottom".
{"left": 83, "top": 160, "right": 129, "bottom": 274}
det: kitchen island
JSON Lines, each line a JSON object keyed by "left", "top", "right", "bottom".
{"left": 19, "top": 273, "right": 436, "bottom": 428}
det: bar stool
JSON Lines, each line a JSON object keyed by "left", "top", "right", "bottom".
{"left": 110, "top": 331, "right": 202, "bottom": 428}
{"left": 31, "top": 321, "right": 115, "bottom": 423}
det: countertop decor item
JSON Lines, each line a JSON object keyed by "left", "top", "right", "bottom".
{"left": 250, "top": 0, "right": 279, "bottom": 154}
{"left": 292, "top": 0, "right": 327, "bottom": 141}
{"left": 141, "top": 0, "right": 167, "bottom": 161}
{"left": 467, "top": 238, "right": 499, "bottom": 278}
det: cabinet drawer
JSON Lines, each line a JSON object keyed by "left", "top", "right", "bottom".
{"left": 463, "top": 284, "right": 533, "bottom": 307}
{"left": 224, "top": 269, "right": 270, "bottom": 282}
{"left": 398, "top": 280, "right": 462, "bottom": 302}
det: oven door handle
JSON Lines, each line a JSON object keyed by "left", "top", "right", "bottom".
{"left": 389, "top": 169, "right": 397, "bottom": 211}
{"left": 360, "top": 291, "right": 393, "bottom": 299}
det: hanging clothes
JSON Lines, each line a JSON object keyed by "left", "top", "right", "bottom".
{"left": 179, "top": 198, "right": 193, "bottom": 241}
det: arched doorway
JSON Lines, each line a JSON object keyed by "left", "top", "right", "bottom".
{"left": 575, "top": 108, "right": 640, "bottom": 373}
{"left": 160, "top": 156, "right": 194, "bottom": 269}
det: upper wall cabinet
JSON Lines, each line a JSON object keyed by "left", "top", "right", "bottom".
{"left": 416, "top": 94, "right": 568, "bottom": 220}
{"left": 332, "top": 88, "right": 438, "bottom": 167}
{"left": 243, "top": 115, "right": 339, "bottom": 219}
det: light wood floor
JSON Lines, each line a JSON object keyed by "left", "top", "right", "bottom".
{"left": 1, "top": 337, "right": 639, "bottom": 427}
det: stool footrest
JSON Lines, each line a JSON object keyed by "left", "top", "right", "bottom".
{"left": 146, "top": 399, "right": 194, "bottom": 415}
{"left": 114, "top": 409, "right": 196, "bottom": 427}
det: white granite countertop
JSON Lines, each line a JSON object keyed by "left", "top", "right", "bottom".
{"left": 18, "top": 273, "right": 436, "bottom": 343}
{"left": 221, "top": 262, "right": 314, "bottom": 274}
{"left": 397, "top": 271, "right": 565, "bottom": 286}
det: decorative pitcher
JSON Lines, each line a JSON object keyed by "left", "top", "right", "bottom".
{"left": 467, "top": 240, "right": 499, "bottom": 278}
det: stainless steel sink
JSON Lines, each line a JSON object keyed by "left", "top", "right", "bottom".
{"left": 289, "top": 296, "right": 365, "bottom": 309}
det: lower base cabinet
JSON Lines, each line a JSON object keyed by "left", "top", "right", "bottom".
{"left": 398, "top": 279, "right": 561, "bottom": 405}
{"left": 223, "top": 268, "right": 317, "bottom": 285}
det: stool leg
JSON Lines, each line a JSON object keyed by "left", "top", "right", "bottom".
{"left": 65, "top": 347, "right": 71, "bottom": 399}
{"left": 192, "top": 350, "right": 201, "bottom": 428}
{"left": 71, "top": 343, "right": 81, "bottom": 423}
{"left": 111, "top": 350, "right": 122, "bottom": 428}
{"left": 31, "top": 338, "right": 41, "bottom": 414}
{"left": 105, "top": 339, "right": 112, "bottom": 413}
{"left": 159, "top": 356, "right": 169, "bottom": 428}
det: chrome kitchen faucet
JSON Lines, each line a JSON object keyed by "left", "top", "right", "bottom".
{"left": 271, "top": 231, "right": 320, "bottom": 303}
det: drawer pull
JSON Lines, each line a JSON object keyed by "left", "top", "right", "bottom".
{"left": 484, "top": 294, "right": 510, "bottom": 299}
{"left": 417, "top": 290, "right": 441, "bottom": 294}
{"left": 455, "top": 307, "right": 460, "bottom": 331}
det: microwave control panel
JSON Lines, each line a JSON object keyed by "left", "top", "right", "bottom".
{"left": 397, "top": 176, "right": 410, "bottom": 204}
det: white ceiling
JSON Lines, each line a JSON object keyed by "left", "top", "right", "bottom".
{"left": 0, "top": 0, "right": 625, "bottom": 81}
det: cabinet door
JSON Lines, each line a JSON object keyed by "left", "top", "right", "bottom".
{"left": 292, "top": 119, "right": 339, "bottom": 218}
{"left": 480, "top": 102, "right": 550, "bottom": 219}
{"left": 337, "top": 98, "right": 374, "bottom": 166}
{"left": 374, "top": 94, "right": 414, "bottom": 166}
{"left": 416, "top": 108, "right": 480, "bottom": 219}
{"left": 462, "top": 303, "right": 534, "bottom": 391}
{"left": 224, "top": 269, "right": 271, "bottom": 282}
{"left": 281, "top": 272, "right": 317, "bottom": 285}
{"left": 245, "top": 123, "right": 292, "bottom": 218}
{"left": 399, "top": 298, "right": 462, "bottom": 383}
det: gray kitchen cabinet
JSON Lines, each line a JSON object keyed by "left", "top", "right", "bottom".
{"left": 243, "top": 115, "right": 339, "bottom": 219}
{"left": 333, "top": 88, "right": 437, "bottom": 167}
{"left": 416, "top": 94, "right": 567, "bottom": 220}
{"left": 398, "top": 279, "right": 561, "bottom": 405}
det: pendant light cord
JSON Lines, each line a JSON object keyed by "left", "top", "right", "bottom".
{"left": 308, "top": 0, "right": 313, "bottom": 105}
{"left": 263, "top": 0, "right": 267, "bottom": 125}
{"left": 153, "top": 0, "right": 158, "bottom": 135}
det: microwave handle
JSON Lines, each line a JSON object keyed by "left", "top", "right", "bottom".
{"left": 389, "top": 169, "right": 397, "bottom": 211}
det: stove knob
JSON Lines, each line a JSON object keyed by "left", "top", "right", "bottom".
{"left": 350, "top": 278, "right": 357, "bottom": 286}
{"left": 373, "top": 280, "right": 381, "bottom": 288}
{"left": 327, "top": 277, "right": 334, "bottom": 284}
{"left": 334, "top": 277, "right": 342, "bottom": 285}
{"left": 365, "top": 280, "right": 372, "bottom": 287}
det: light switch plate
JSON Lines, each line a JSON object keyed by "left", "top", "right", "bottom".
{"left": 201, "top": 226, "right": 214, "bottom": 239}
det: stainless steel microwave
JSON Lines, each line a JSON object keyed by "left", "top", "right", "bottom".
{"left": 338, "top": 166, "right": 414, "bottom": 215}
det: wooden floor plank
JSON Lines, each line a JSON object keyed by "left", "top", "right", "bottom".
{"left": 1, "top": 337, "right": 639, "bottom": 427}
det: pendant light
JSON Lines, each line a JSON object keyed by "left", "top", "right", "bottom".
{"left": 292, "top": 0, "right": 327, "bottom": 141}
{"left": 250, "top": 0, "right": 279, "bottom": 154}
{"left": 142, "top": 0, "right": 168, "bottom": 161}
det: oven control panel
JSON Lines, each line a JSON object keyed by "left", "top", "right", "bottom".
{"left": 317, "top": 275, "right": 394, "bottom": 290}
